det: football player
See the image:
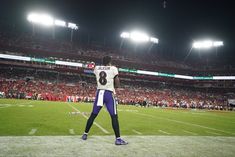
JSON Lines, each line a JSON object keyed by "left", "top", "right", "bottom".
{"left": 82, "top": 56, "right": 128, "bottom": 145}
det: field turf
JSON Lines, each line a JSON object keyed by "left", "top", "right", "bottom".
{"left": 0, "top": 98, "right": 235, "bottom": 136}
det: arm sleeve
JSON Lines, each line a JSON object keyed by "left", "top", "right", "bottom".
{"left": 94, "top": 66, "right": 97, "bottom": 75}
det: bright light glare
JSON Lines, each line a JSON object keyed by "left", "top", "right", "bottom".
{"left": 202, "top": 40, "right": 213, "bottom": 48}
{"left": 130, "top": 31, "right": 149, "bottom": 42}
{"left": 40, "top": 14, "right": 54, "bottom": 26}
{"left": 193, "top": 40, "right": 223, "bottom": 49}
{"left": 68, "top": 22, "right": 78, "bottom": 30}
{"left": 213, "top": 41, "right": 223, "bottom": 47}
{"left": 27, "top": 13, "right": 39, "bottom": 23}
{"left": 150, "top": 37, "right": 159, "bottom": 43}
{"left": 192, "top": 40, "right": 212, "bottom": 49}
{"left": 120, "top": 32, "right": 130, "bottom": 38}
{"left": 120, "top": 31, "right": 159, "bottom": 44}
{"left": 54, "top": 19, "right": 66, "bottom": 27}
{"left": 193, "top": 42, "right": 201, "bottom": 49}
{"left": 27, "top": 13, "right": 54, "bottom": 26}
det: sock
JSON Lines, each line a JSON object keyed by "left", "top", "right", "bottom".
{"left": 84, "top": 113, "right": 98, "bottom": 133}
{"left": 111, "top": 115, "right": 120, "bottom": 138}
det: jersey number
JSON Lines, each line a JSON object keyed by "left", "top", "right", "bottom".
{"left": 99, "top": 71, "right": 107, "bottom": 85}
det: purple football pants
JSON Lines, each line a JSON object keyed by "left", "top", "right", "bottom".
{"left": 92, "top": 90, "right": 117, "bottom": 116}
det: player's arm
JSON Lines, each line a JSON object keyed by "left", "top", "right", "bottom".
{"left": 93, "top": 65, "right": 97, "bottom": 75}
{"left": 114, "top": 75, "right": 120, "bottom": 88}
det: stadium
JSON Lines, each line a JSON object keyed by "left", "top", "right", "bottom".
{"left": 0, "top": 0, "right": 235, "bottom": 157}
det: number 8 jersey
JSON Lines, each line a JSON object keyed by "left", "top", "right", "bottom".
{"left": 94, "top": 65, "right": 119, "bottom": 92}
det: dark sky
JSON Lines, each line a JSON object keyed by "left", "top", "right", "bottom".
{"left": 0, "top": 0, "right": 234, "bottom": 63}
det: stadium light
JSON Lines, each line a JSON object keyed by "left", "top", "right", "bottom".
{"left": 120, "top": 31, "right": 159, "bottom": 44}
{"left": 193, "top": 40, "right": 223, "bottom": 49}
{"left": 68, "top": 22, "right": 79, "bottom": 42}
{"left": 27, "top": 13, "right": 39, "bottom": 23}
{"left": 27, "top": 13, "right": 54, "bottom": 26}
{"left": 150, "top": 37, "right": 159, "bottom": 44}
{"left": 27, "top": 12, "right": 79, "bottom": 42}
{"left": 130, "top": 31, "right": 149, "bottom": 42}
{"left": 213, "top": 41, "right": 223, "bottom": 47}
{"left": 120, "top": 32, "right": 130, "bottom": 38}
{"left": 27, "top": 12, "right": 79, "bottom": 29}
{"left": 54, "top": 19, "right": 66, "bottom": 27}
{"left": 40, "top": 14, "right": 54, "bottom": 26}
{"left": 68, "top": 22, "right": 78, "bottom": 30}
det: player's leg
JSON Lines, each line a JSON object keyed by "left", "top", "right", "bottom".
{"left": 104, "top": 91, "right": 128, "bottom": 145}
{"left": 82, "top": 91, "right": 102, "bottom": 140}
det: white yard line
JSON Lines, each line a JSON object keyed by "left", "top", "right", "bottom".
{"left": 132, "top": 112, "right": 233, "bottom": 135}
{"left": 67, "top": 103, "right": 110, "bottom": 134}
{"left": 158, "top": 130, "right": 171, "bottom": 135}
{"left": 17, "top": 101, "right": 34, "bottom": 108}
{"left": 182, "top": 111, "right": 235, "bottom": 123}
{"left": 0, "top": 104, "right": 12, "bottom": 108}
{"left": 182, "top": 130, "right": 198, "bottom": 135}
{"left": 206, "top": 131, "right": 221, "bottom": 135}
{"left": 69, "top": 129, "right": 75, "bottom": 135}
{"left": 0, "top": 101, "right": 33, "bottom": 109}
{"left": 17, "top": 101, "right": 33, "bottom": 105}
{"left": 28, "top": 128, "right": 37, "bottom": 135}
{"left": 132, "top": 129, "right": 142, "bottom": 135}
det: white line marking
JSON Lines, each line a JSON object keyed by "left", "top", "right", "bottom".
{"left": 67, "top": 103, "right": 110, "bottom": 134}
{"left": 206, "top": 131, "right": 221, "bottom": 135}
{"left": 69, "top": 129, "right": 75, "bottom": 135}
{"left": 29, "top": 129, "right": 37, "bottom": 135}
{"left": 0, "top": 101, "right": 34, "bottom": 109}
{"left": 132, "top": 129, "right": 142, "bottom": 135}
{"left": 182, "top": 111, "right": 235, "bottom": 122}
{"left": 0, "top": 104, "right": 12, "bottom": 108}
{"left": 158, "top": 130, "right": 170, "bottom": 135}
{"left": 17, "top": 101, "right": 33, "bottom": 105}
{"left": 183, "top": 130, "right": 198, "bottom": 135}
{"left": 132, "top": 112, "right": 233, "bottom": 135}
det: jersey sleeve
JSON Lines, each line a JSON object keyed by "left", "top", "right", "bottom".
{"left": 112, "top": 66, "right": 119, "bottom": 77}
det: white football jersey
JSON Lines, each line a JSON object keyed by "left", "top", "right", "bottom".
{"left": 94, "top": 65, "right": 119, "bottom": 92}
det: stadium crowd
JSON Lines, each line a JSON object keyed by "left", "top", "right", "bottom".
{"left": 0, "top": 67, "right": 232, "bottom": 110}
{"left": 0, "top": 28, "right": 234, "bottom": 110}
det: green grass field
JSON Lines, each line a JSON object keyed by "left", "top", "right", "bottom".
{"left": 0, "top": 98, "right": 235, "bottom": 136}
{"left": 1, "top": 99, "right": 235, "bottom": 157}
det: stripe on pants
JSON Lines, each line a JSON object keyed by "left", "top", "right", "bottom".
{"left": 112, "top": 94, "right": 117, "bottom": 115}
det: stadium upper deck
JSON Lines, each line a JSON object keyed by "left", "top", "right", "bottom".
{"left": 0, "top": 30, "right": 235, "bottom": 76}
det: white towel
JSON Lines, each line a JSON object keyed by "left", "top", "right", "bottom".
{"left": 97, "top": 90, "right": 105, "bottom": 106}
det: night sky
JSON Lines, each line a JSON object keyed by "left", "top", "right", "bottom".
{"left": 0, "top": 0, "right": 234, "bottom": 63}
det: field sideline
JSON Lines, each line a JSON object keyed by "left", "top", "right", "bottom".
{"left": 0, "top": 99, "right": 235, "bottom": 157}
